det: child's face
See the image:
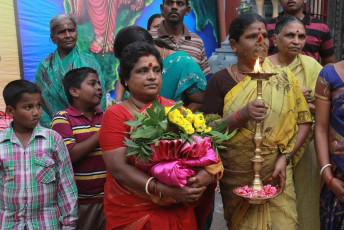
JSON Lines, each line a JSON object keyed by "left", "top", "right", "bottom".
{"left": 73, "top": 73, "right": 102, "bottom": 107}
{"left": 6, "top": 93, "right": 42, "bottom": 130}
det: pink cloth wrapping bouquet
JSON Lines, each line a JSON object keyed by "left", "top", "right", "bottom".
{"left": 135, "top": 135, "right": 218, "bottom": 188}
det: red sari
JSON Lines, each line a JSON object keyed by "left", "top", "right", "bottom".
{"left": 99, "top": 96, "right": 212, "bottom": 230}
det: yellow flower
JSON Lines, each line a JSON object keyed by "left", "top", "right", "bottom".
{"left": 168, "top": 113, "right": 176, "bottom": 122}
{"left": 175, "top": 118, "right": 184, "bottom": 126}
{"left": 185, "top": 125, "right": 195, "bottom": 134}
{"left": 186, "top": 114, "right": 195, "bottom": 123}
{"left": 168, "top": 109, "right": 182, "bottom": 122}
{"left": 185, "top": 108, "right": 193, "bottom": 115}
{"left": 195, "top": 114, "right": 204, "bottom": 121}
{"left": 164, "top": 106, "right": 172, "bottom": 115}
{"left": 196, "top": 127, "right": 203, "bottom": 132}
{"left": 180, "top": 119, "right": 190, "bottom": 128}
{"left": 204, "top": 127, "right": 212, "bottom": 133}
{"left": 194, "top": 119, "right": 206, "bottom": 128}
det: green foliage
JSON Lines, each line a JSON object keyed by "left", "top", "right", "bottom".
{"left": 124, "top": 100, "right": 233, "bottom": 162}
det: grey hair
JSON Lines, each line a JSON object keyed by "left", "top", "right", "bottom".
{"left": 50, "top": 14, "right": 77, "bottom": 38}
{"left": 275, "top": 16, "right": 306, "bottom": 35}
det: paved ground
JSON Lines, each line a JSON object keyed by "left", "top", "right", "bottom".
{"left": 210, "top": 192, "right": 227, "bottom": 230}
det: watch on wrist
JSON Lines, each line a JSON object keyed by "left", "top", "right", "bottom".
{"left": 285, "top": 153, "right": 290, "bottom": 165}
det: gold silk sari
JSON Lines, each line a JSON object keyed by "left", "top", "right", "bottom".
{"left": 220, "top": 60, "right": 312, "bottom": 230}
{"left": 286, "top": 55, "right": 323, "bottom": 230}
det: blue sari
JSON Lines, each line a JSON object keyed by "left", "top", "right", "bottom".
{"left": 315, "top": 65, "right": 344, "bottom": 229}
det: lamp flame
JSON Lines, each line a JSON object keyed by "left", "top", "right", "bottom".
{"left": 254, "top": 57, "right": 261, "bottom": 73}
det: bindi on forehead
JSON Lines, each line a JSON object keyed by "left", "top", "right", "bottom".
{"left": 148, "top": 63, "right": 152, "bottom": 67}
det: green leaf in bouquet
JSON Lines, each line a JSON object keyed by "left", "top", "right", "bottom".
{"left": 152, "top": 99, "right": 163, "bottom": 113}
{"left": 126, "top": 148, "right": 139, "bottom": 156}
{"left": 209, "top": 130, "right": 228, "bottom": 139}
{"left": 217, "top": 145, "right": 227, "bottom": 149}
{"left": 124, "top": 120, "right": 142, "bottom": 127}
{"left": 142, "top": 119, "right": 160, "bottom": 126}
{"left": 130, "top": 126, "right": 158, "bottom": 139}
{"left": 180, "top": 133, "right": 187, "bottom": 142}
{"left": 182, "top": 109, "right": 187, "bottom": 117}
{"left": 158, "top": 120, "right": 168, "bottom": 130}
{"left": 146, "top": 108, "right": 160, "bottom": 122}
{"left": 159, "top": 109, "right": 166, "bottom": 120}
{"left": 140, "top": 146, "right": 152, "bottom": 163}
{"left": 124, "top": 137, "right": 140, "bottom": 148}
{"left": 187, "top": 135, "right": 194, "bottom": 144}
{"left": 133, "top": 111, "right": 145, "bottom": 120}
{"left": 211, "top": 119, "right": 228, "bottom": 132}
{"left": 205, "top": 114, "right": 220, "bottom": 125}
{"left": 156, "top": 126, "right": 163, "bottom": 137}
{"left": 226, "top": 129, "right": 237, "bottom": 139}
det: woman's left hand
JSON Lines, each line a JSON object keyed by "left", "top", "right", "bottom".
{"left": 186, "top": 168, "right": 214, "bottom": 188}
{"left": 301, "top": 88, "right": 313, "bottom": 103}
{"left": 270, "top": 155, "right": 287, "bottom": 192}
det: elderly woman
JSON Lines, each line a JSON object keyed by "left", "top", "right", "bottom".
{"left": 267, "top": 16, "right": 323, "bottom": 230}
{"left": 34, "top": 14, "right": 106, "bottom": 127}
{"left": 315, "top": 60, "right": 344, "bottom": 229}
{"left": 114, "top": 26, "right": 206, "bottom": 112}
{"left": 99, "top": 41, "right": 221, "bottom": 229}
{"left": 202, "top": 13, "right": 312, "bottom": 229}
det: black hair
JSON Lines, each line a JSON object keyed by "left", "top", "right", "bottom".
{"left": 162, "top": 0, "right": 189, "bottom": 5}
{"left": 147, "top": 14, "right": 163, "bottom": 30}
{"left": 119, "top": 42, "right": 163, "bottom": 91}
{"left": 114, "top": 26, "right": 155, "bottom": 59}
{"left": 275, "top": 16, "right": 306, "bottom": 35}
{"left": 63, "top": 67, "right": 98, "bottom": 104}
{"left": 3, "top": 80, "right": 41, "bottom": 108}
{"left": 229, "top": 13, "right": 266, "bottom": 42}
{"left": 114, "top": 25, "right": 173, "bottom": 59}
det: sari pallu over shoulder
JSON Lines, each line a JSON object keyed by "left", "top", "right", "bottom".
{"left": 160, "top": 51, "right": 207, "bottom": 103}
{"left": 219, "top": 60, "right": 311, "bottom": 230}
{"left": 34, "top": 47, "right": 106, "bottom": 127}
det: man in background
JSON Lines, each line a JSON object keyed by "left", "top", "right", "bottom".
{"left": 150, "top": 0, "right": 212, "bottom": 77}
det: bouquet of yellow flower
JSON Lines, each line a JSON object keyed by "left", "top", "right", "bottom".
{"left": 124, "top": 100, "right": 233, "bottom": 188}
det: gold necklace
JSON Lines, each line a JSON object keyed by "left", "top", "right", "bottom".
{"left": 128, "top": 97, "right": 140, "bottom": 112}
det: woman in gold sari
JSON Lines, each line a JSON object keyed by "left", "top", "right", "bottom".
{"left": 267, "top": 16, "right": 323, "bottom": 230}
{"left": 203, "top": 13, "right": 312, "bottom": 229}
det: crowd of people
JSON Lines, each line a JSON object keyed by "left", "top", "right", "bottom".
{"left": 1, "top": 0, "right": 344, "bottom": 229}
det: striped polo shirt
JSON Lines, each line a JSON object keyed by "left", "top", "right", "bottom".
{"left": 150, "top": 21, "right": 212, "bottom": 77}
{"left": 51, "top": 105, "right": 106, "bottom": 204}
{"left": 267, "top": 13, "right": 335, "bottom": 62}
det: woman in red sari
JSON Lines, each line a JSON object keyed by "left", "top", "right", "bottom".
{"left": 99, "top": 42, "right": 221, "bottom": 229}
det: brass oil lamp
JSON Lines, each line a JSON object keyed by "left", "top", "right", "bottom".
{"left": 236, "top": 58, "right": 279, "bottom": 204}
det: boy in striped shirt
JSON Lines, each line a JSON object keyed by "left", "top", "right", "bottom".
{"left": 51, "top": 67, "right": 106, "bottom": 230}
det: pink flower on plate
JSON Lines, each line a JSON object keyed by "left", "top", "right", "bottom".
{"left": 234, "top": 184, "right": 278, "bottom": 198}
